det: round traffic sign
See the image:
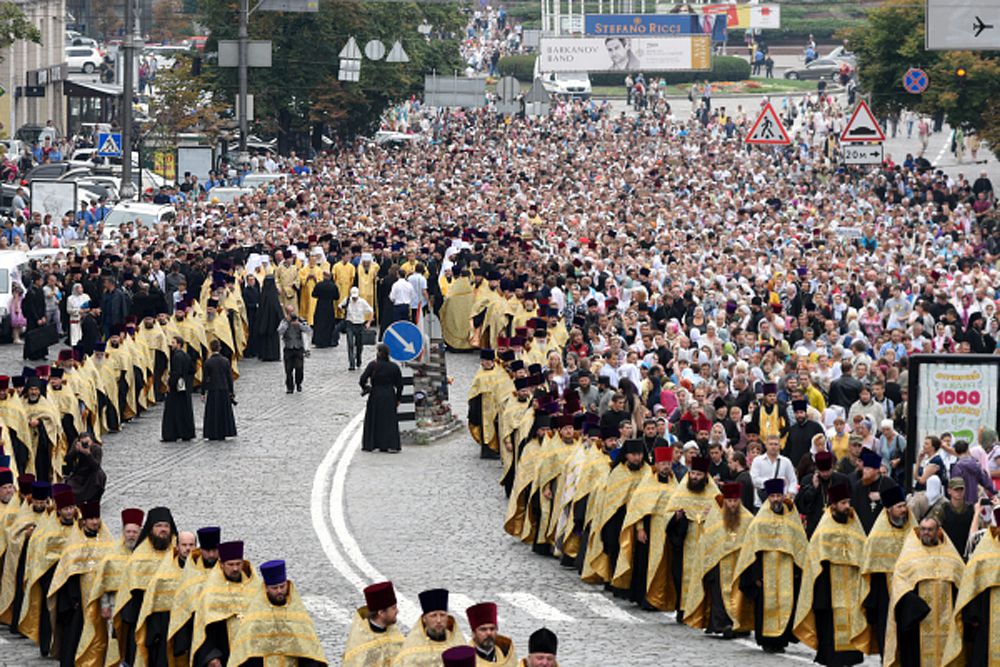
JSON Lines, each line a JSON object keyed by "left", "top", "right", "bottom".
{"left": 364, "top": 39, "right": 386, "bottom": 61}
{"left": 903, "top": 68, "right": 928, "bottom": 94}
{"left": 383, "top": 320, "right": 424, "bottom": 362}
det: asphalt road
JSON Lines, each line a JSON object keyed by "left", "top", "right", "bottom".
{"left": 0, "top": 333, "right": 880, "bottom": 666}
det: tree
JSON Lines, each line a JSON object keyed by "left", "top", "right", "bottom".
{"left": 848, "top": 0, "right": 1000, "bottom": 151}
{"left": 196, "top": 0, "right": 464, "bottom": 149}
{"left": 146, "top": 54, "right": 229, "bottom": 145}
{"left": 0, "top": 1, "right": 41, "bottom": 57}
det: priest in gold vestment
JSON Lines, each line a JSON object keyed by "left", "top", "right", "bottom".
{"left": 393, "top": 588, "right": 466, "bottom": 667}
{"left": 343, "top": 581, "right": 404, "bottom": 667}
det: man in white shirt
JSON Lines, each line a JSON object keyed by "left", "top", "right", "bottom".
{"left": 406, "top": 262, "right": 429, "bottom": 322}
{"left": 340, "top": 286, "right": 373, "bottom": 371}
{"left": 389, "top": 271, "right": 416, "bottom": 323}
{"left": 749, "top": 433, "right": 798, "bottom": 508}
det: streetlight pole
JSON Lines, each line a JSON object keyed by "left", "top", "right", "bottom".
{"left": 238, "top": 0, "right": 249, "bottom": 163}
{"left": 120, "top": 0, "right": 136, "bottom": 199}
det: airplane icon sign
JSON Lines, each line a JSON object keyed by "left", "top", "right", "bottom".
{"left": 974, "top": 16, "right": 994, "bottom": 37}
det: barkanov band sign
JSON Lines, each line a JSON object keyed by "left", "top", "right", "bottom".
{"left": 538, "top": 35, "right": 712, "bottom": 73}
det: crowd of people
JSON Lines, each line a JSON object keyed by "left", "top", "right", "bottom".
{"left": 0, "top": 72, "right": 997, "bottom": 664}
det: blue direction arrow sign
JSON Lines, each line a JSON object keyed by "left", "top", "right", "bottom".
{"left": 903, "top": 68, "right": 929, "bottom": 94}
{"left": 383, "top": 320, "right": 424, "bottom": 362}
{"left": 97, "top": 132, "right": 122, "bottom": 157}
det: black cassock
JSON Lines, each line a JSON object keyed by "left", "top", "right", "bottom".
{"left": 193, "top": 619, "right": 230, "bottom": 666}
{"left": 359, "top": 359, "right": 403, "bottom": 452}
{"left": 22, "top": 285, "right": 47, "bottom": 361}
{"left": 25, "top": 397, "right": 55, "bottom": 482}
{"left": 162, "top": 348, "right": 196, "bottom": 442}
{"left": 201, "top": 353, "right": 236, "bottom": 441}
{"left": 894, "top": 589, "right": 933, "bottom": 667}
{"left": 255, "top": 277, "right": 283, "bottom": 362}
{"left": 310, "top": 280, "right": 339, "bottom": 348}
{"left": 739, "top": 550, "right": 802, "bottom": 652}
{"left": 602, "top": 504, "right": 628, "bottom": 596}
{"left": 8, "top": 530, "right": 33, "bottom": 632}
{"left": 242, "top": 281, "right": 261, "bottom": 359}
{"left": 56, "top": 574, "right": 84, "bottom": 666}
{"left": 144, "top": 610, "right": 171, "bottom": 667}
{"left": 861, "top": 572, "right": 891, "bottom": 658}
{"left": 667, "top": 513, "right": 689, "bottom": 615}
{"left": 959, "top": 588, "right": 994, "bottom": 667}
{"left": 812, "top": 562, "right": 863, "bottom": 666}
{"left": 627, "top": 515, "right": 653, "bottom": 607}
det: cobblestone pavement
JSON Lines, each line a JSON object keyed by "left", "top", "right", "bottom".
{"left": 0, "top": 338, "right": 877, "bottom": 666}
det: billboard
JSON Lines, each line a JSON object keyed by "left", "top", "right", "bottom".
{"left": 584, "top": 14, "right": 703, "bottom": 36}
{"left": 906, "top": 354, "right": 1000, "bottom": 490}
{"left": 30, "top": 180, "right": 78, "bottom": 221}
{"left": 700, "top": 4, "right": 781, "bottom": 29}
{"left": 538, "top": 35, "right": 712, "bottom": 73}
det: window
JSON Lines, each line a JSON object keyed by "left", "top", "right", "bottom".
{"left": 68, "top": 49, "right": 89, "bottom": 57}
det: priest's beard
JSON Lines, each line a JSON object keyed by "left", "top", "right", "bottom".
{"left": 832, "top": 507, "right": 854, "bottom": 524}
{"left": 723, "top": 506, "right": 742, "bottom": 532}
{"left": 178, "top": 556, "right": 187, "bottom": 568}
{"left": 266, "top": 590, "right": 287, "bottom": 606}
{"left": 224, "top": 569, "right": 243, "bottom": 583}
{"left": 477, "top": 636, "right": 496, "bottom": 653}
{"left": 687, "top": 477, "right": 707, "bottom": 492}
{"left": 27, "top": 395, "right": 39, "bottom": 405}
{"left": 84, "top": 528, "right": 98, "bottom": 538}
{"left": 150, "top": 534, "right": 171, "bottom": 551}
{"left": 626, "top": 460, "right": 643, "bottom": 471}
{"left": 657, "top": 472, "right": 672, "bottom": 484}
{"left": 888, "top": 512, "right": 908, "bottom": 528}
{"left": 769, "top": 500, "right": 785, "bottom": 514}
{"left": 426, "top": 627, "right": 447, "bottom": 641}
{"left": 60, "top": 517, "right": 74, "bottom": 526}
{"left": 203, "top": 556, "right": 218, "bottom": 568}
{"left": 921, "top": 532, "right": 940, "bottom": 547}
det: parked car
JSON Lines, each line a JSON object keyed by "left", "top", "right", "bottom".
{"left": 24, "top": 163, "right": 74, "bottom": 182}
{"left": 533, "top": 58, "right": 591, "bottom": 98}
{"left": 784, "top": 58, "right": 851, "bottom": 81}
{"left": 66, "top": 47, "right": 103, "bottom": 73}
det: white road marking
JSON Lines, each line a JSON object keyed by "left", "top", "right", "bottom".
{"left": 331, "top": 421, "right": 422, "bottom": 627}
{"left": 934, "top": 132, "right": 951, "bottom": 165}
{"left": 301, "top": 594, "right": 354, "bottom": 625}
{"left": 498, "top": 592, "right": 574, "bottom": 622}
{"left": 310, "top": 412, "right": 368, "bottom": 592}
{"left": 570, "top": 592, "right": 643, "bottom": 623}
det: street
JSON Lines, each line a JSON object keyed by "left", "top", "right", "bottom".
{"left": 1, "top": 337, "right": 877, "bottom": 666}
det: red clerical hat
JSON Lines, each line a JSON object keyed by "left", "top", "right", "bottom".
{"left": 54, "top": 489, "right": 76, "bottom": 510}
{"left": 721, "top": 482, "right": 742, "bottom": 499}
{"left": 654, "top": 447, "right": 673, "bottom": 464}
{"left": 80, "top": 501, "right": 101, "bottom": 520}
{"left": 121, "top": 508, "right": 145, "bottom": 527}
{"left": 364, "top": 581, "right": 397, "bottom": 612}
{"left": 466, "top": 602, "right": 498, "bottom": 630}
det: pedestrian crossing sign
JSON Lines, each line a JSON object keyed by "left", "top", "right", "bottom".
{"left": 745, "top": 102, "right": 791, "bottom": 146}
{"left": 97, "top": 132, "right": 123, "bottom": 157}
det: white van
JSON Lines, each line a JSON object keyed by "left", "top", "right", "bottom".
{"left": 240, "top": 172, "right": 288, "bottom": 190}
{"left": 533, "top": 58, "right": 591, "bottom": 98}
{"left": 100, "top": 202, "right": 177, "bottom": 239}
{"left": 0, "top": 250, "right": 28, "bottom": 318}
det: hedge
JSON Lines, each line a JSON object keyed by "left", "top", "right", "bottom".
{"left": 497, "top": 54, "right": 751, "bottom": 86}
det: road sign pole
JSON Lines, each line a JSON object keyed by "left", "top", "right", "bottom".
{"left": 120, "top": 0, "right": 136, "bottom": 200}
{"left": 238, "top": 0, "right": 249, "bottom": 162}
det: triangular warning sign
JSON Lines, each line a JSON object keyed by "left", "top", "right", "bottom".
{"left": 98, "top": 134, "right": 121, "bottom": 155}
{"left": 339, "top": 36, "right": 361, "bottom": 60}
{"left": 840, "top": 100, "right": 885, "bottom": 143}
{"left": 745, "top": 102, "right": 791, "bottom": 146}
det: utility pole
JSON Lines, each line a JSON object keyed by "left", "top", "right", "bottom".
{"left": 120, "top": 0, "right": 137, "bottom": 199}
{"left": 238, "top": 0, "right": 249, "bottom": 164}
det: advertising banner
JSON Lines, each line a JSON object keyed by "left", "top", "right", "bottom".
{"left": 916, "top": 362, "right": 998, "bottom": 445}
{"left": 700, "top": 4, "right": 781, "bottom": 29}
{"left": 583, "top": 14, "right": 703, "bottom": 36}
{"left": 538, "top": 35, "right": 712, "bottom": 73}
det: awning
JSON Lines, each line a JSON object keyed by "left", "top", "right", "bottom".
{"left": 63, "top": 80, "right": 123, "bottom": 97}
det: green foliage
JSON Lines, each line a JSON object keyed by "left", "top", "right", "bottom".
{"left": 0, "top": 1, "right": 41, "bottom": 56}
{"left": 849, "top": 0, "right": 1000, "bottom": 151}
{"left": 197, "top": 0, "right": 465, "bottom": 140}
{"left": 498, "top": 54, "right": 749, "bottom": 86}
